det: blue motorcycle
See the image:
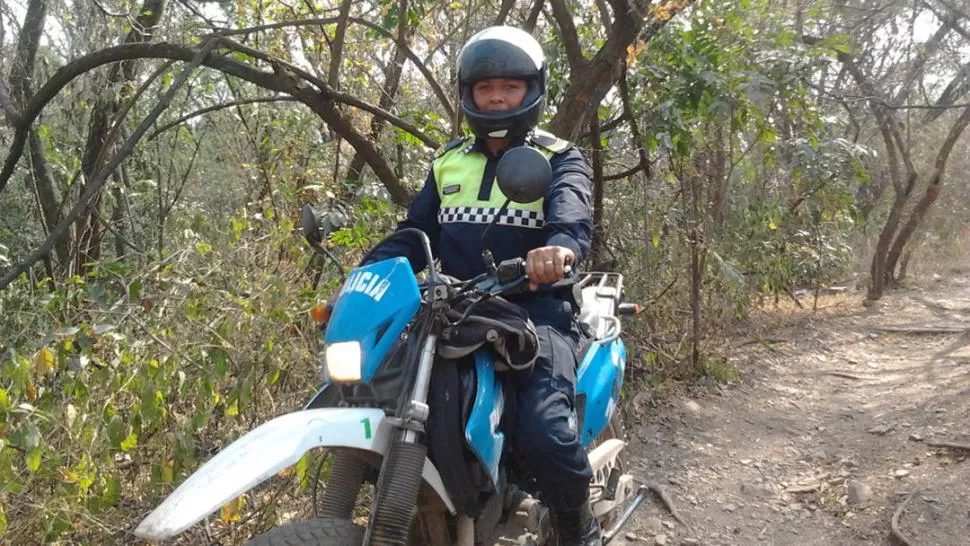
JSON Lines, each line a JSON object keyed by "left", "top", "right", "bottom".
{"left": 135, "top": 147, "right": 648, "bottom": 545}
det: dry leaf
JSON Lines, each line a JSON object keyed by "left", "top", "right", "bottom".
{"left": 220, "top": 496, "right": 246, "bottom": 523}
{"left": 34, "top": 348, "right": 55, "bottom": 376}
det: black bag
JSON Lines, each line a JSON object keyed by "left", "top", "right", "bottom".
{"left": 439, "top": 294, "right": 539, "bottom": 371}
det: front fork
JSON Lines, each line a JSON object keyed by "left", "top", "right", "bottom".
{"left": 402, "top": 333, "right": 438, "bottom": 442}
{"left": 363, "top": 334, "right": 440, "bottom": 546}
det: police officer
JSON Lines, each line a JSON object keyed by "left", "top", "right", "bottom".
{"left": 365, "top": 26, "right": 599, "bottom": 546}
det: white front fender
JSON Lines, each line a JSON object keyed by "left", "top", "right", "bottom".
{"left": 134, "top": 408, "right": 454, "bottom": 541}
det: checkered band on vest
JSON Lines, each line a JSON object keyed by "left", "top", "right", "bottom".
{"left": 438, "top": 207, "right": 545, "bottom": 229}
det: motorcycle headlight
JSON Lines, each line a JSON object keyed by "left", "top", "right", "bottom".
{"left": 324, "top": 341, "right": 362, "bottom": 382}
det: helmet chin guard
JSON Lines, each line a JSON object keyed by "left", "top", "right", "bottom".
{"left": 457, "top": 26, "right": 547, "bottom": 140}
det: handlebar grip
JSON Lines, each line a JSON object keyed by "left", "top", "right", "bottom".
{"left": 496, "top": 258, "right": 527, "bottom": 284}
{"left": 497, "top": 257, "right": 571, "bottom": 286}
{"left": 618, "top": 302, "right": 642, "bottom": 315}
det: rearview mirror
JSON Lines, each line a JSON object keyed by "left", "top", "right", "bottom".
{"left": 301, "top": 204, "right": 349, "bottom": 244}
{"left": 496, "top": 146, "right": 552, "bottom": 204}
{"left": 301, "top": 204, "right": 349, "bottom": 281}
{"left": 301, "top": 205, "right": 322, "bottom": 243}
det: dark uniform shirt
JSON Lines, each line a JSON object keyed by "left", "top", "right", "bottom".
{"left": 366, "top": 133, "right": 593, "bottom": 329}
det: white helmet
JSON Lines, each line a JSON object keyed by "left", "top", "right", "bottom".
{"left": 457, "top": 26, "right": 547, "bottom": 139}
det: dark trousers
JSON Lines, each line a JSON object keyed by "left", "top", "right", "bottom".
{"left": 506, "top": 321, "right": 592, "bottom": 512}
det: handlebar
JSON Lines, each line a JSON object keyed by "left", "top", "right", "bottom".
{"left": 448, "top": 257, "right": 575, "bottom": 300}
{"left": 366, "top": 229, "right": 574, "bottom": 297}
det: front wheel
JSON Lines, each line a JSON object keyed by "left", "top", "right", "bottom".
{"left": 243, "top": 516, "right": 364, "bottom": 546}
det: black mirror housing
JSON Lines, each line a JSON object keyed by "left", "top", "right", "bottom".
{"left": 301, "top": 204, "right": 322, "bottom": 243}
{"left": 496, "top": 146, "right": 552, "bottom": 204}
{"left": 302, "top": 204, "right": 349, "bottom": 244}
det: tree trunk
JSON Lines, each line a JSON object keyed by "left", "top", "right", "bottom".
{"left": 898, "top": 249, "right": 912, "bottom": 282}
{"left": 865, "top": 110, "right": 917, "bottom": 299}
{"left": 111, "top": 184, "right": 127, "bottom": 259}
{"left": 708, "top": 122, "right": 728, "bottom": 226}
{"left": 346, "top": 0, "right": 411, "bottom": 191}
{"left": 618, "top": 63, "right": 650, "bottom": 180}
{"left": 74, "top": 0, "right": 168, "bottom": 272}
{"left": 686, "top": 169, "right": 702, "bottom": 374}
{"left": 7, "top": 0, "right": 70, "bottom": 267}
{"left": 855, "top": 162, "right": 888, "bottom": 220}
{"left": 9, "top": 0, "right": 46, "bottom": 107}
{"left": 547, "top": 0, "right": 691, "bottom": 142}
{"left": 588, "top": 114, "right": 605, "bottom": 266}
{"left": 327, "top": 0, "right": 353, "bottom": 89}
{"left": 868, "top": 190, "right": 909, "bottom": 299}
{"left": 884, "top": 104, "right": 970, "bottom": 277}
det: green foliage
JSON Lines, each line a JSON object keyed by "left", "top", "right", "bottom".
{"left": 0, "top": 212, "right": 336, "bottom": 542}
{"left": 602, "top": 0, "right": 867, "bottom": 377}
{"left": 5, "top": 0, "right": 964, "bottom": 540}
{"left": 702, "top": 355, "right": 741, "bottom": 384}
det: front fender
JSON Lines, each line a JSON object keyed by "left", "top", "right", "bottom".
{"left": 134, "top": 408, "right": 454, "bottom": 541}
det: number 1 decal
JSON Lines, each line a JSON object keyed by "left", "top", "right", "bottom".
{"left": 361, "top": 417, "right": 372, "bottom": 439}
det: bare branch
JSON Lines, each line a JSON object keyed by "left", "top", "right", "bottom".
{"left": 589, "top": 112, "right": 606, "bottom": 263}
{"left": 804, "top": 35, "right": 916, "bottom": 192}
{"left": 327, "top": 0, "right": 352, "bottom": 89}
{"left": 929, "top": 65, "right": 970, "bottom": 121}
{"left": 603, "top": 164, "right": 642, "bottom": 181}
{"left": 98, "top": 206, "right": 144, "bottom": 254}
{"left": 926, "top": 440, "right": 970, "bottom": 450}
{"left": 595, "top": 0, "right": 614, "bottom": 34}
{"left": 493, "top": 0, "right": 516, "bottom": 25}
{"left": 146, "top": 97, "right": 299, "bottom": 141}
{"left": 87, "top": 59, "right": 175, "bottom": 187}
{"left": 0, "top": 79, "right": 17, "bottom": 123}
{"left": 547, "top": 0, "right": 692, "bottom": 140}
{"left": 214, "top": 17, "right": 455, "bottom": 121}
{"left": 27, "top": 128, "right": 64, "bottom": 252}
{"left": 9, "top": 0, "right": 46, "bottom": 105}
{"left": 548, "top": 1, "right": 640, "bottom": 140}
{"left": 619, "top": 63, "right": 650, "bottom": 180}
{"left": 548, "top": 0, "right": 586, "bottom": 69}
{"left": 207, "top": 36, "right": 429, "bottom": 201}
{"left": 218, "top": 36, "right": 438, "bottom": 148}
{"left": 808, "top": 82, "right": 970, "bottom": 110}
{"left": 92, "top": 0, "right": 129, "bottom": 18}
{"left": 0, "top": 39, "right": 219, "bottom": 291}
{"left": 524, "top": 0, "right": 545, "bottom": 32}
{"left": 932, "top": 103, "right": 970, "bottom": 174}
{"left": 932, "top": 0, "right": 970, "bottom": 29}
{"left": 890, "top": 493, "right": 916, "bottom": 546}
{"left": 342, "top": 17, "right": 456, "bottom": 123}
{"left": 0, "top": 39, "right": 439, "bottom": 196}
{"left": 884, "top": 99, "right": 970, "bottom": 270}
{"left": 175, "top": 0, "right": 222, "bottom": 30}
{"left": 636, "top": 0, "right": 690, "bottom": 42}
{"left": 348, "top": 0, "right": 413, "bottom": 184}
{"left": 421, "top": 5, "right": 476, "bottom": 63}
{"left": 893, "top": 9, "right": 952, "bottom": 106}
{"left": 579, "top": 113, "right": 627, "bottom": 139}
{"left": 3, "top": 0, "right": 67, "bottom": 264}
{"left": 0, "top": 130, "right": 27, "bottom": 195}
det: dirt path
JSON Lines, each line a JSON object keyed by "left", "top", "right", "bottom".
{"left": 614, "top": 276, "right": 970, "bottom": 546}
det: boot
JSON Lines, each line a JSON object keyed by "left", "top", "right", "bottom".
{"left": 554, "top": 499, "right": 602, "bottom": 546}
